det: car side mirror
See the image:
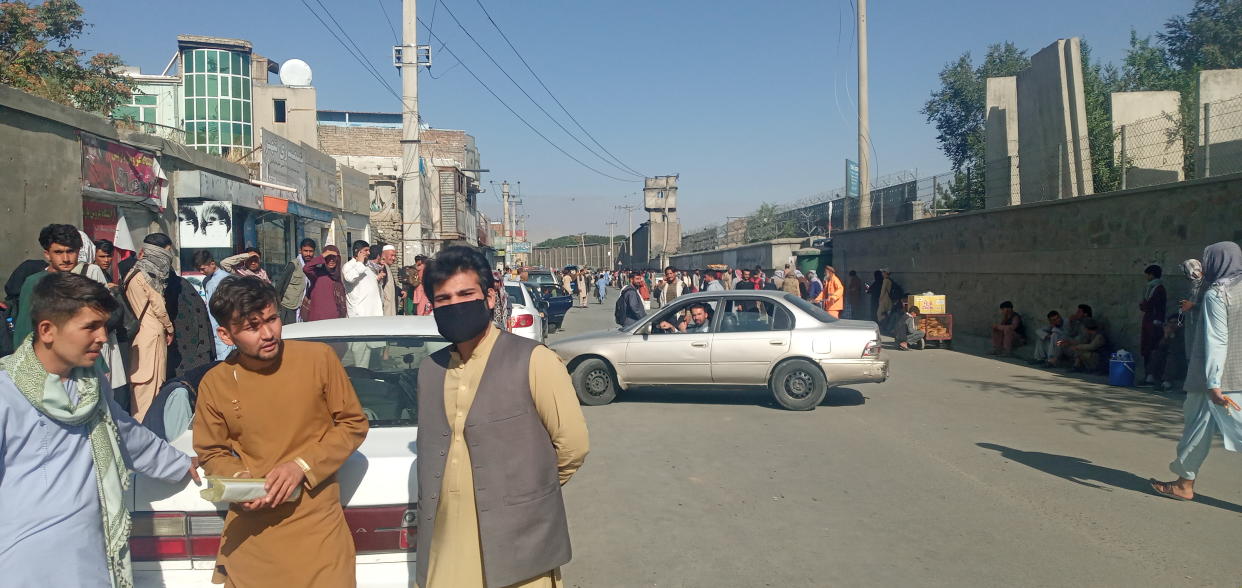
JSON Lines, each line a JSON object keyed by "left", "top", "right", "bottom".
{"left": 640, "top": 324, "right": 652, "bottom": 336}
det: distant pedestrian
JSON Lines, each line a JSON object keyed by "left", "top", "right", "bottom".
{"left": 817, "top": 266, "right": 845, "bottom": 318}
{"left": 846, "top": 270, "right": 863, "bottom": 319}
{"left": 302, "top": 245, "right": 348, "bottom": 321}
{"left": 411, "top": 255, "right": 432, "bottom": 316}
{"left": 1139, "top": 264, "right": 1168, "bottom": 386}
{"left": 868, "top": 270, "right": 884, "bottom": 322}
{"left": 343, "top": 240, "right": 382, "bottom": 318}
{"left": 0, "top": 272, "right": 196, "bottom": 587}
{"left": 807, "top": 271, "right": 824, "bottom": 301}
{"left": 221, "top": 247, "right": 270, "bottom": 283}
{"left": 416, "top": 247, "right": 588, "bottom": 588}
{"left": 616, "top": 272, "right": 647, "bottom": 327}
{"left": 1151, "top": 242, "right": 1242, "bottom": 502}
{"left": 596, "top": 270, "right": 611, "bottom": 303}
{"left": 576, "top": 269, "right": 589, "bottom": 308}
{"left": 193, "top": 250, "right": 235, "bottom": 359}
{"left": 703, "top": 270, "right": 725, "bottom": 292}
{"left": 273, "top": 238, "right": 314, "bottom": 324}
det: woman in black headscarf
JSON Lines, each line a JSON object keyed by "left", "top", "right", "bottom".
{"left": 868, "top": 269, "right": 884, "bottom": 324}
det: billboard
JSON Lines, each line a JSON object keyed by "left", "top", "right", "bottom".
{"left": 845, "top": 159, "right": 860, "bottom": 198}
{"left": 260, "top": 129, "right": 306, "bottom": 202}
{"left": 81, "top": 133, "right": 167, "bottom": 208}
{"left": 178, "top": 201, "right": 234, "bottom": 248}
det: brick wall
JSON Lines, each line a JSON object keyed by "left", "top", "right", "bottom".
{"left": 317, "top": 125, "right": 400, "bottom": 157}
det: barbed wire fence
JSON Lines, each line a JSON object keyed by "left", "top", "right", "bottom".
{"left": 680, "top": 93, "right": 1242, "bottom": 255}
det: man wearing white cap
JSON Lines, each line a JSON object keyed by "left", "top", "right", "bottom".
{"left": 379, "top": 244, "right": 398, "bottom": 316}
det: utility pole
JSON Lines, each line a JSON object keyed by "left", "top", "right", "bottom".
{"left": 606, "top": 221, "right": 616, "bottom": 269}
{"left": 501, "top": 180, "right": 512, "bottom": 268}
{"left": 399, "top": 0, "right": 423, "bottom": 261}
{"left": 616, "top": 203, "right": 638, "bottom": 259}
{"left": 578, "top": 233, "right": 587, "bottom": 267}
{"left": 856, "top": 0, "right": 871, "bottom": 228}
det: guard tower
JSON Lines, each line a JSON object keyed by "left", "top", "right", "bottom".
{"left": 644, "top": 175, "right": 681, "bottom": 262}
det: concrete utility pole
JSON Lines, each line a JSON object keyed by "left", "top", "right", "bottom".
{"left": 856, "top": 0, "right": 871, "bottom": 228}
{"left": 605, "top": 221, "right": 617, "bottom": 268}
{"left": 400, "top": 0, "right": 423, "bottom": 261}
{"left": 578, "top": 233, "right": 587, "bottom": 267}
{"left": 501, "top": 180, "right": 512, "bottom": 267}
{"left": 616, "top": 203, "right": 638, "bottom": 258}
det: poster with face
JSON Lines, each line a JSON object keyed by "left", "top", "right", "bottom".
{"left": 178, "top": 201, "right": 234, "bottom": 248}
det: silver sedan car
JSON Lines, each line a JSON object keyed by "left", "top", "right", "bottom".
{"left": 550, "top": 290, "right": 888, "bottom": 410}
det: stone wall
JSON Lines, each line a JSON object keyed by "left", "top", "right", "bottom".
{"left": 830, "top": 173, "right": 1242, "bottom": 354}
{"left": 1198, "top": 69, "right": 1242, "bottom": 178}
{"left": 317, "top": 125, "right": 401, "bottom": 157}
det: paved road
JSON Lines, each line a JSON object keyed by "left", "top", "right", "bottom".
{"left": 549, "top": 291, "right": 1242, "bottom": 587}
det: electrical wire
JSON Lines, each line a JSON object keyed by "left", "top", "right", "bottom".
{"left": 311, "top": 0, "right": 396, "bottom": 84}
{"left": 418, "top": 17, "right": 640, "bottom": 183}
{"left": 300, "top": 0, "right": 401, "bottom": 102}
{"left": 435, "top": 0, "right": 644, "bottom": 179}
{"left": 471, "top": 0, "right": 646, "bottom": 178}
{"left": 376, "top": 0, "right": 399, "bottom": 45}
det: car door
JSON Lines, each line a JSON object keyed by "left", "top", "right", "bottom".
{"left": 624, "top": 298, "right": 716, "bottom": 385}
{"left": 710, "top": 297, "right": 794, "bottom": 385}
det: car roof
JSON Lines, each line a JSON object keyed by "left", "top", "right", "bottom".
{"left": 282, "top": 315, "right": 441, "bottom": 339}
{"left": 676, "top": 290, "right": 791, "bottom": 301}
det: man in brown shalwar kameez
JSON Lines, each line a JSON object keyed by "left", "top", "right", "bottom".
{"left": 193, "top": 276, "right": 369, "bottom": 587}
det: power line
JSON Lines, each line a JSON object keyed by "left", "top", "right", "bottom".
{"left": 311, "top": 0, "right": 395, "bottom": 84}
{"left": 376, "top": 0, "right": 400, "bottom": 44}
{"left": 471, "top": 0, "right": 646, "bottom": 177}
{"left": 299, "top": 0, "right": 401, "bottom": 102}
{"left": 435, "top": 0, "right": 643, "bottom": 179}
{"left": 418, "top": 17, "right": 640, "bottom": 183}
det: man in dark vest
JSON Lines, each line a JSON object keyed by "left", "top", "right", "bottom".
{"left": 416, "top": 246, "right": 589, "bottom": 588}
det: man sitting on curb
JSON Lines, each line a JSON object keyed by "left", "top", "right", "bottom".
{"left": 1066, "top": 318, "right": 1108, "bottom": 372}
{"left": 1031, "top": 310, "right": 1071, "bottom": 366}
{"left": 895, "top": 306, "right": 925, "bottom": 351}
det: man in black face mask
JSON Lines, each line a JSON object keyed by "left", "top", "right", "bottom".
{"left": 415, "top": 246, "right": 589, "bottom": 588}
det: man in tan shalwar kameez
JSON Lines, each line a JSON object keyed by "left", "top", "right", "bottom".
{"left": 193, "top": 276, "right": 369, "bottom": 587}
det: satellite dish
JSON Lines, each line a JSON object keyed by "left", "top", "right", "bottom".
{"left": 278, "top": 59, "right": 313, "bottom": 86}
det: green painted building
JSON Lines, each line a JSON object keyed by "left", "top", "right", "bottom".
{"left": 177, "top": 35, "right": 254, "bottom": 155}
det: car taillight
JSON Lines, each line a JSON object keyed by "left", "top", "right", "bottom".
{"left": 508, "top": 314, "right": 534, "bottom": 329}
{"left": 345, "top": 505, "right": 418, "bottom": 553}
{"left": 130, "top": 512, "right": 224, "bottom": 561}
{"left": 863, "top": 340, "right": 881, "bottom": 357}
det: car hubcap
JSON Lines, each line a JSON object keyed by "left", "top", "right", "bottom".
{"left": 784, "top": 370, "right": 814, "bottom": 399}
{"left": 585, "top": 368, "right": 611, "bottom": 396}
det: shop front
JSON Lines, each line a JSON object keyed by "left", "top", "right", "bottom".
{"left": 171, "top": 169, "right": 262, "bottom": 273}
{"left": 79, "top": 133, "right": 169, "bottom": 280}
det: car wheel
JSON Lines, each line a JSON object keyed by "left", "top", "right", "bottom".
{"left": 572, "top": 358, "right": 617, "bottom": 406}
{"left": 769, "top": 359, "right": 827, "bottom": 411}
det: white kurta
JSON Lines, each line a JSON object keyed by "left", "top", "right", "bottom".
{"left": 342, "top": 259, "right": 383, "bottom": 318}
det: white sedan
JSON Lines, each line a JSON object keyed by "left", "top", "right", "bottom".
{"left": 503, "top": 280, "right": 547, "bottom": 343}
{"left": 131, "top": 316, "right": 442, "bottom": 587}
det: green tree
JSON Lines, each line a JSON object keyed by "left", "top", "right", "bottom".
{"left": 1160, "top": 0, "right": 1242, "bottom": 71}
{"left": 0, "top": 0, "right": 132, "bottom": 114}
{"left": 922, "top": 43, "right": 1030, "bottom": 175}
{"left": 1079, "top": 41, "right": 1124, "bottom": 193}
{"left": 536, "top": 234, "right": 611, "bottom": 248}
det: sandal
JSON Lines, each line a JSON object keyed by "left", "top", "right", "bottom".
{"left": 1149, "top": 478, "right": 1192, "bottom": 501}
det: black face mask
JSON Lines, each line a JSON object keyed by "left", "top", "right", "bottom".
{"left": 433, "top": 298, "right": 492, "bottom": 344}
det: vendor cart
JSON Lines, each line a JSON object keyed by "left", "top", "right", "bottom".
{"left": 918, "top": 313, "right": 953, "bottom": 348}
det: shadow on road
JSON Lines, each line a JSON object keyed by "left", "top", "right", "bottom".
{"left": 956, "top": 374, "right": 1186, "bottom": 442}
{"left": 977, "top": 442, "right": 1242, "bottom": 515}
{"left": 612, "top": 386, "right": 867, "bottom": 410}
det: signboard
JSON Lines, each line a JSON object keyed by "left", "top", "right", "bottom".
{"left": 81, "top": 133, "right": 167, "bottom": 208}
{"left": 845, "top": 159, "right": 860, "bottom": 198}
{"left": 177, "top": 201, "right": 234, "bottom": 248}
{"left": 82, "top": 200, "right": 119, "bottom": 241}
{"left": 173, "top": 170, "right": 262, "bottom": 209}
{"left": 510, "top": 241, "right": 532, "bottom": 253}
{"left": 340, "top": 165, "right": 370, "bottom": 215}
{"left": 260, "top": 129, "right": 306, "bottom": 202}
{"left": 302, "top": 141, "right": 340, "bottom": 208}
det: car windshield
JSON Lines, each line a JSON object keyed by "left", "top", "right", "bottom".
{"left": 529, "top": 273, "right": 555, "bottom": 285}
{"left": 783, "top": 294, "right": 837, "bottom": 323}
{"left": 309, "top": 336, "right": 452, "bottom": 428}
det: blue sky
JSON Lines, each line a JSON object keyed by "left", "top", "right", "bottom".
{"left": 78, "top": 0, "right": 1183, "bottom": 242}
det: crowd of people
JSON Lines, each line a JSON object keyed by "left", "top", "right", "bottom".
{"left": 0, "top": 226, "right": 445, "bottom": 421}
{"left": 0, "top": 233, "right": 590, "bottom": 587}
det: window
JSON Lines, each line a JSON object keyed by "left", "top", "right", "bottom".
{"left": 650, "top": 300, "right": 716, "bottom": 334}
{"left": 717, "top": 299, "right": 789, "bottom": 332}
{"left": 784, "top": 294, "right": 836, "bottom": 323}
{"left": 504, "top": 285, "right": 526, "bottom": 305}
{"left": 274, "top": 98, "right": 287, "bottom": 123}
